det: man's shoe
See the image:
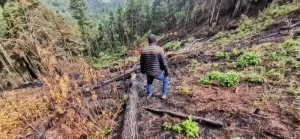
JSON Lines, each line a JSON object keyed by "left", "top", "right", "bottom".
{"left": 147, "top": 95, "right": 152, "bottom": 99}
{"left": 161, "top": 95, "right": 167, "bottom": 99}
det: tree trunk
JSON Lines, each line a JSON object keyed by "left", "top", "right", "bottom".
{"left": 215, "top": 0, "right": 223, "bottom": 26}
{"left": 0, "top": 44, "right": 26, "bottom": 81}
{"left": 232, "top": 0, "right": 242, "bottom": 18}
{"left": 121, "top": 74, "right": 139, "bottom": 139}
{"left": 210, "top": 0, "right": 218, "bottom": 26}
{"left": 184, "top": 1, "right": 190, "bottom": 30}
{"left": 0, "top": 55, "right": 10, "bottom": 74}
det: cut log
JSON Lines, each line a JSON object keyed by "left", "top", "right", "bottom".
{"left": 144, "top": 107, "right": 224, "bottom": 128}
{"left": 121, "top": 73, "right": 139, "bottom": 139}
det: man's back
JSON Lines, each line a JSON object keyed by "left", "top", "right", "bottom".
{"left": 141, "top": 34, "right": 170, "bottom": 99}
{"left": 140, "top": 45, "right": 169, "bottom": 77}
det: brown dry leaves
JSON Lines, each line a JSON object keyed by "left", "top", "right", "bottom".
{"left": 0, "top": 88, "right": 49, "bottom": 139}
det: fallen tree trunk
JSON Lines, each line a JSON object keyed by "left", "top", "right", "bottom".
{"left": 92, "top": 66, "right": 140, "bottom": 90}
{"left": 144, "top": 107, "right": 224, "bottom": 128}
{"left": 121, "top": 73, "right": 139, "bottom": 139}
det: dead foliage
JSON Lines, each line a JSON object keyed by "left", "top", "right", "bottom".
{"left": 0, "top": 0, "right": 84, "bottom": 89}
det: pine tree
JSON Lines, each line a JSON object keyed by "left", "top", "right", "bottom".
{"left": 125, "top": 0, "right": 135, "bottom": 41}
{"left": 69, "top": 0, "right": 92, "bottom": 55}
{"left": 116, "top": 5, "right": 125, "bottom": 45}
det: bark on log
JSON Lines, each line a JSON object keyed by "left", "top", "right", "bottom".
{"left": 121, "top": 73, "right": 139, "bottom": 139}
{"left": 144, "top": 107, "right": 224, "bottom": 128}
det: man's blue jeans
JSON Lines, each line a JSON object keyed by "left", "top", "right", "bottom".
{"left": 146, "top": 74, "right": 169, "bottom": 96}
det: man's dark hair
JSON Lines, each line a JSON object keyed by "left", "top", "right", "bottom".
{"left": 148, "top": 34, "right": 157, "bottom": 44}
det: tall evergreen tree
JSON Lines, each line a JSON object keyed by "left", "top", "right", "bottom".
{"left": 69, "top": 0, "right": 92, "bottom": 55}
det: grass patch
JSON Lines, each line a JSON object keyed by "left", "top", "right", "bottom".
{"left": 199, "top": 71, "right": 240, "bottom": 87}
{"left": 91, "top": 48, "right": 139, "bottom": 68}
{"left": 163, "top": 40, "right": 182, "bottom": 51}
{"left": 247, "top": 72, "right": 264, "bottom": 83}
{"left": 237, "top": 52, "right": 261, "bottom": 67}
{"left": 189, "top": 59, "right": 200, "bottom": 73}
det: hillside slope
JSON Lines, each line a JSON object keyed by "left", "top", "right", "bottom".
{"left": 0, "top": 1, "right": 299, "bottom": 139}
{"left": 0, "top": 0, "right": 83, "bottom": 90}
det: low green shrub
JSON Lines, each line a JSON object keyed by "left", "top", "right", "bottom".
{"left": 232, "top": 48, "right": 240, "bottom": 56}
{"left": 189, "top": 59, "right": 200, "bottom": 73}
{"left": 172, "top": 124, "right": 183, "bottom": 133}
{"left": 237, "top": 52, "right": 261, "bottom": 67}
{"left": 208, "top": 71, "right": 223, "bottom": 80}
{"left": 163, "top": 41, "right": 182, "bottom": 50}
{"left": 199, "top": 76, "right": 211, "bottom": 84}
{"left": 268, "top": 52, "right": 280, "bottom": 60}
{"left": 101, "top": 129, "right": 111, "bottom": 137}
{"left": 266, "top": 69, "right": 282, "bottom": 80}
{"left": 163, "top": 116, "right": 199, "bottom": 138}
{"left": 163, "top": 122, "right": 173, "bottom": 130}
{"left": 257, "top": 66, "right": 266, "bottom": 74}
{"left": 219, "top": 71, "right": 241, "bottom": 87}
{"left": 181, "top": 87, "right": 189, "bottom": 95}
{"left": 278, "top": 39, "right": 300, "bottom": 53}
{"left": 296, "top": 62, "right": 300, "bottom": 69}
{"left": 200, "top": 71, "right": 240, "bottom": 87}
{"left": 247, "top": 72, "right": 264, "bottom": 83}
{"left": 181, "top": 116, "right": 199, "bottom": 138}
{"left": 215, "top": 51, "right": 225, "bottom": 58}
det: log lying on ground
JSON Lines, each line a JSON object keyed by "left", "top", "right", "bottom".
{"left": 92, "top": 66, "right": 140, "bottom": 90}
{"left": 121, "top": 73, "right": 139, "bottom": 139}
{"left": 144, "top": 107, "right": 224, "bottom": 128}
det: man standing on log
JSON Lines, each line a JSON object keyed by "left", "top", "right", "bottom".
{"left": 140, "top": 34, "right": 170, "bottom": 99}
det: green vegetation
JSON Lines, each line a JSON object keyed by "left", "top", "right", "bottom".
{"left": 163, "top": 116, "right": 199, "bottom": 138}
{"left": 123, "top": 94, "right": 129, "bottom": 101}
{"left": 181, "top": 87, "right": 189, "bottom": 95}
{"left": 0, "top": 8, "right": 7, "bottom": 36}
{"left": 268, "top": 52, "right": 280, "bottom": 60}
{"left": 257, "top": 66, "right": 266, "bottom": 74}
{"left": 232, "top": 48, "right": 240, "bottom": 56}
{"left": 296, "top": 62, "right": 300, "bottom": 69}
{"left": 200, "top": 71, "right": 240, "bottom": 87}
{"left": 231, "top": 137, "right": 244, "bottom": 139}
{"left": 199, "top": 76, "right": 211, "bottom": 85}
{"left": 247, "top": 72, "right": 264, "bottom": 83}
{"left": 237, "top": 52, "right": 261, "bottom": 67}
{"left": 163, "top": 122, "right": 173, "bottom": 130}
{"left": 163, "top": 40, "right": 182, "bottom": 50}
{"left": 215, "top": 51, "right": 225, "bottom": 58}
{"left": 287, "top": 87, "right": 300, "bottom": 99}
{"left": 172, "top": 124, "right": 183, "bottom": 133}
{"left": 265, "top": 69, "right": 283, "bottom": 80}
{"left": 189, "top": 59, "right": 200, "bottom": 73}
{"left": 101, "top": 129, "right": 111, "bottom": 137}
{"left": 210, "top": 2, "right": 297, "bottom": 47}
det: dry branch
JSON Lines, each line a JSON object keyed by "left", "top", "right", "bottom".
{"left": 121, "top": 73, "right": 139, "bottom": 139}
{"left": 144, "top": 107, "right": 224, "bottom": 128}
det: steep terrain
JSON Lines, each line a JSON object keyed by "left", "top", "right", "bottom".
{"left": 0, "top": 0, "right": 299, "bottom": 139}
